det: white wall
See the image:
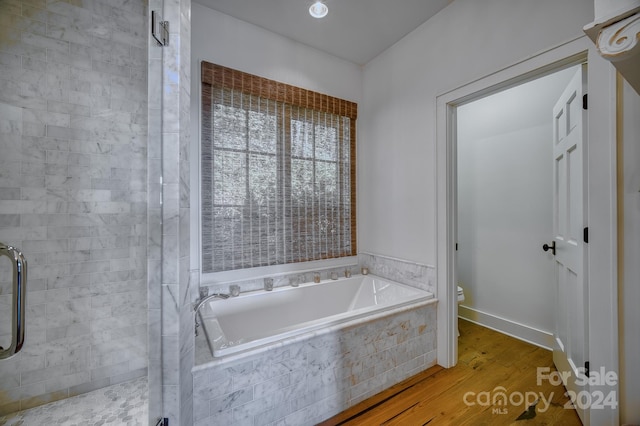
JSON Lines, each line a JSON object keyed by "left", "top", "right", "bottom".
{"left": 456, "top": 68, "right": 576, "bottom": 342}
{"left": 190, "top": 2, "right": 363, "bottom": 271}
{"left": 359, "top": 0, "right": 594, "bottom": 265}
{"left": 620, "top": 78, "right": 640, "bottom": 424}
{"left": 593, "top": 0, "right": 639, "bottom": 20}
{"left": 190, "top": 3, "right": 362, "bottom": 102}
{"left": 457, "top": 125, "right": 553, "bottom": 333}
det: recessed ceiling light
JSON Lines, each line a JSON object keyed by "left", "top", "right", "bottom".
{"left": 309, "top": 1, "right": 328, "bottom": 18}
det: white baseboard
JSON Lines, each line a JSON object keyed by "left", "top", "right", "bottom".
{"left": 458, "top": 305, "right": 555, "bottom": 350}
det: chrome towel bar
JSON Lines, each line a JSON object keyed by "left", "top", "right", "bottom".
{"left": 0, "top": 242, "right": 27, "bottom": 360}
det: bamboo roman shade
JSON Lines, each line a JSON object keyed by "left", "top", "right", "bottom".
{"left": 201, "top": 62, "right": 357, "bottom": 273}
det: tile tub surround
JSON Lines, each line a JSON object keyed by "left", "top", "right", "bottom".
{"left": 358, "top": 252, "right": 435, "bottom": 294}
{"left": 0, "top": 0, "right": 148, "bottom": 415}
{"left": 192, "top": 301, "right": 437, "bottom": 426}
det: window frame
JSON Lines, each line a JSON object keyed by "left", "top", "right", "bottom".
{"left": 198, "top": 62, "right": 358, "bottom": 283}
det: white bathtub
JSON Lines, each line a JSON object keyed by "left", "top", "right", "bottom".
{"left": 198, "top": 274, "right": 434, "bottom": 357}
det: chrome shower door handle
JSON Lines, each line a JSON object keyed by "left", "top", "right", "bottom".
{"left": 0, "top": 242, "right": 27, "bottom": 360}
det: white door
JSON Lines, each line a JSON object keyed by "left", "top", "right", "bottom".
{"left": 550, "top": 65, "right": 589, "bottom": 425}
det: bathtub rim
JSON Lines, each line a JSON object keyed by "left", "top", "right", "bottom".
{"left": 193, "top": 293, "right": 438, "bottom": 372}
{"left": 199, "top": 275, "right": 433, "bottom": 358}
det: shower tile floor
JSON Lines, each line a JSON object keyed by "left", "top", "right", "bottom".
{"left": 0, "top": 376, "right": 148, "bottom": 426}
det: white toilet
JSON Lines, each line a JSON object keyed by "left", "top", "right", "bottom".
{"left": 457, "top": 285, "right": 465, "bottom": 336}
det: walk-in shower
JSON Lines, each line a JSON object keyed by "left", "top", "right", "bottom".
{"left": 0, "top": 0, "right": 156, "bottom": 423}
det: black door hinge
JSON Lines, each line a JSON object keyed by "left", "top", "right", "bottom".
{"left": 583, "top": 94, "right": 588, "bottom": 110}
{"left": 584, "top": 361, "right": 590, "bottom": 377}
{"left": 456, "top": 243, "right": 458, "bottom": 251}
{"left": 584, "top": 227, "right": 589, "bottom": 244}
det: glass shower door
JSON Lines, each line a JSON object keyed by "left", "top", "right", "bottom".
{"left": 147, "top": 0, "right": 165, "bottom": 423}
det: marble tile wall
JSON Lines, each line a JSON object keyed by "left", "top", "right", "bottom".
{"left": 0, "top": 0, "right": 148, "bottom": 415}
{"left": 358, "top": 252, "right": 436, "bottom": 294}
{"left": 156, "top": 0, "right": 193, "bottom": 424}
{"left": 147, "top": 0, "right": 163, "bottom": 423}
{"left": 192, "top": 303, "right": 437, "bottom": 426}
{"left": 178, "top": 1, "right": 194, "bottom": 424}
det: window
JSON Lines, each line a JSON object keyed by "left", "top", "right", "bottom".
{"left": 201, "top": 62, "right": 357, "bottom": 274}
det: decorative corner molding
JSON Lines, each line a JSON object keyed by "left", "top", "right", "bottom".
{"left": 584, "top": 5, "right": 640, "bottom": 95}
{"left": 597, "top": 12, "right": 640, "bottom": 61}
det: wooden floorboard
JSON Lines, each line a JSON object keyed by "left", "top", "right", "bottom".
{"left": 318, "top": 319, "right": 582, "bottom": 426}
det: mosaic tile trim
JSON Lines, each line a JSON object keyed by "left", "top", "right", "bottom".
{"left": 0, "top": 376, "right": 148, "bottom": 426}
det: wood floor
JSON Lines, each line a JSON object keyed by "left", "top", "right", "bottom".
{"left": 319, "top": 319, "right": 582, "bottom": 426}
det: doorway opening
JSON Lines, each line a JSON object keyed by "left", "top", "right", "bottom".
{"left": 454, "top": 63, "right": 594, "bottom": 424}
{"left": 436, "top": 37, "right": 620, "bottom": 426}
{"left": 455, "top": 65, "right": 580, "bottom": 349}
